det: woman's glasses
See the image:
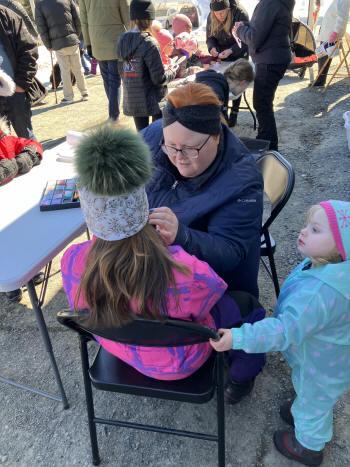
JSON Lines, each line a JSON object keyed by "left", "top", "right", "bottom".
{"left": 161, "top": 135, "right": 211, "bottom": 159}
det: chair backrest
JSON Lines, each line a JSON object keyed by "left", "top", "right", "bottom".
{"left": 57, "top": 309, "right": 218, "bottom": 347}
{"left": 256, "top": 151, "right": 295, "bottom": 231}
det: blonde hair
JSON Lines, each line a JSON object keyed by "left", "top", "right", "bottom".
{"left": 224, "top": 59, "right": 255, "bottom": 83}
{"left": 76, "top": 224, "right": 189, "bottom": 328}
{"left": 306, "top": 205, "right": 342, "bottom": 266}
{"left": 210, "top": 9, "right": 232, "bottom": 37}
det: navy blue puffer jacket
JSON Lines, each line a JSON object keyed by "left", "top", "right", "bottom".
{"left": 143, "top": 120, "right": 263, "bottom": 297}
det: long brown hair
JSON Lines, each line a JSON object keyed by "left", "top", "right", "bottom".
{"left": 210, "top": 9, "right": 232, "bottom": 37}
{"left": 76, "top": 224, "right": 189, "bottom": 327}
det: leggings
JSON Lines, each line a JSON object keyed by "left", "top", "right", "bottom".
{"left": 210, "top": 291, "right": 266, "bottom": 383}
{"left": 134, "top": 113, "right": 162, "bottom": 132}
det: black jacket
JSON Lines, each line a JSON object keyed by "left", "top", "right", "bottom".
{"left": 0, "top": 0, "right": 38, "bottom": 38}
{"left": 143, "top": 120, "right": 263, "bottom": 297}
{"left": 0, "top": 6, "right": 38, "bottom": 91}
{"left": 35, "top": 0, "right": 81, "bottom": 51}
{"left": 206, "top": 1, "right": 249, "bottom": 60}
{"left": 237, "top": 0, "right": 295, "bottom": 64}
{"left": 117, "top": 31, "right": 176, "bottom": 117}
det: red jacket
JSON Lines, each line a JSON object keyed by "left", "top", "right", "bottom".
{"left": 0, "top": 132, "right": 43, "bottom": 160}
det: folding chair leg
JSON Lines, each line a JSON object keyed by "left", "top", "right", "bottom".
{"left": 79, "top": 337, "right": 101, "bottom": 466}
{"left": 267, "top": 251, "right": 280, "bottom": 297}
{"left": 243, "top": 92, "right": 256, "bottom": 131}
{"left": 216, "top": 354, "right": 225, "bottom": 467}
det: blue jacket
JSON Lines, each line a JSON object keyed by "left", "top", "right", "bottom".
{"left": 142, "top": 120, "right": 263, "bottom": 297}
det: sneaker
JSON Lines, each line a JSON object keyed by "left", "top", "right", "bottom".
{"left": 273, "top": 430, "right": 323, "bottom": 466}
{"left": 5, "top": 289, "right": 23, "bottom": 303}
{"left": 81, "top": 93, "right": 89, "bottom": 101}
{"left": 61, "top": 97, "right": 74, "bottom": 104}
{"left": 279, "top": 399, "right": 295, "bottom": 427}
{"left": 224, "top": 378, "right": 255, "bottom": 404}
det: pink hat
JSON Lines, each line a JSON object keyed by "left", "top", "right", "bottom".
{"left": 175, "top": 32, "right": 198, "bottom": 54}
{"left": 172, "top": 14, "right": 192, "bottom": 36}
{"left": 320, "top": 200, "right": 350, "bottom": 260}
{"left": 154, "top": 28, "right": 174, "bottom": 50}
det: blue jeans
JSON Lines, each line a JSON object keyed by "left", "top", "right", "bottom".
{"left": 98, "top": 59, "right": 121, "bottom": 121}
{"left": 79, "top": 40, "right": 91, "bottom": 73}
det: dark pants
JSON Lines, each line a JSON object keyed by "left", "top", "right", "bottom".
{"left": 210, "top": 291, "right": 266, "bottom": 383}
{"left": 314, "top": 54, "right": 332, "bottom": 86}
{"left": 99, "top": 59, "right": 121, "bottom": 121}
{"left": 1, "top": 92, "right": 35, "bottom": 139}
{"left": 134, "top": 113, "right": 162, "bottom": 132}
{"left": 253, "top": 63, "right": 288, "bottom": 151}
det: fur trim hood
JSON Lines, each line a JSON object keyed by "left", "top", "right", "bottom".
{"left": 0, "top": 70, "right": 15, "bottom": 97}
{"left": 75, "top": 126, "right": 153, "bottom": 196}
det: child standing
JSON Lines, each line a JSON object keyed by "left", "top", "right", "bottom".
{"left": 61, "top": 126, "right": 265, "bottom": 399}
{"left": 211, "top": 201, "right": 350, "bottom": 465}
{"left": 117, "top": 0, "right": 178, "bottom": 131}
{"left": 153, "top": 28, "right": 174, "bottom": 66}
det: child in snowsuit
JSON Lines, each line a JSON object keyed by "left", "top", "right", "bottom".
{"left": 117, "top": 0, "right": 178, "bottom": 131}
{"left": 211, "top": 201, "right": 350, "bottom": 466}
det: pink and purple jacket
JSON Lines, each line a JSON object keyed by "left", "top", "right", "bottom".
{"left": 61, "top": 240, "right": 227, "bottom": 380}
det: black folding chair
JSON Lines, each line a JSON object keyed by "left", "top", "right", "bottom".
{"left": 257, "top": 151, "right": 295, "bottom": 297}
{"left": 57, "top": 310, "right": 225, "bottom": 466}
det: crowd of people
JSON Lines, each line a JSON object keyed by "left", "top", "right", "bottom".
{"left": 1, "top": 0, "right": 350, "bottom": 466}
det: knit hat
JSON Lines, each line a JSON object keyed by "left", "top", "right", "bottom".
{"left": 174, "top": 32, "right": 198, "bottom": 54}
{"left": 154, "top": 28, "right": 174, "bottom": 50}
{"left": 130, "top": 0, "right": 155, "bottom": 21}
{"left": 195, "top": 70, "right": 229, "bottom": 107}
{"left": 75, "top": 126, "right": 153, "bottom": 241}
{"left": 210, "top": 0, "right": 230, "bottom": 11}
{"left": 0, "top": 70, "right": 15, "bottom": 97}
{"left": 172, "top": 14, "right": 192, "bottom": 35}
{"left": 320, "top": 200, "right": 350, "bottom": 260}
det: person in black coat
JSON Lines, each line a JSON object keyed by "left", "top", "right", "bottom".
{"left": 0, "top": 5, "right": 38, "bottom": 139}
{"left": 35, "top": 0, "right": 88, "bottom": 103}
{"left": 206, "top": 0, "right": 249, "bottom": 127}
{"left": 117, "top": 0, "right": 177, "bottom": 131}
{"left": 233, "top": 0, "right": 295, "bottom": 150}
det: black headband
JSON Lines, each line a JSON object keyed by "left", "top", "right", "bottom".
{"left": 162, "top": 102, "right": 221, "bottom": 134}
{"left": 210, "top": 0, "right": 230, "bottom": 11}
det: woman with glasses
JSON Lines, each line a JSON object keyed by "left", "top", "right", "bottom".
{"left": 143, "top": 82, "right": 265, "bottom": 402}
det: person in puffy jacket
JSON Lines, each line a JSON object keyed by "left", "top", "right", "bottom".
{"left": 117, "top": 0, "right": 178, "bottom": 131}
{"left": 35, "top": 0, "right": 88, "bottom": 103}
{"left": 233, "top": 0, "right": 295, "bottom": 150}
{"left": 61, "top": 125, "right": 266, "bottom": 403}
{"left": 143, "top": 82, "right": 263, "bottom": 300}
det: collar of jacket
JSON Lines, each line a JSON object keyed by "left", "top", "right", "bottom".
{"left": 155, "top": 125, "right": 234, "bottom": 192}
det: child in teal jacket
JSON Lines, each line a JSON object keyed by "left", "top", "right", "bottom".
{"left": 211, "top": 200, "right": 350, "bottom": 466}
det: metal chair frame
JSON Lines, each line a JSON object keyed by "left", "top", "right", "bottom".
{"left": 57, "top": 311, "right": 226, "bottom": 466}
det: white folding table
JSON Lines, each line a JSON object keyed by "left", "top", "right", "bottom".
{"left": 0, "top": 142, "right": 85, "bottom": 408}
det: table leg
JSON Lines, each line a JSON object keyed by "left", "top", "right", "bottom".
{"left": 26, "top": 280, "right": 69, "bottom": 409}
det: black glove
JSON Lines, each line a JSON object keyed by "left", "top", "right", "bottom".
{"left": 87, "top": 45, "right": 94, "bottom": 59}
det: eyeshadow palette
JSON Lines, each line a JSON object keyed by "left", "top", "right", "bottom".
{"left": 40, "top": 179, "right": 80, "bottom": 211}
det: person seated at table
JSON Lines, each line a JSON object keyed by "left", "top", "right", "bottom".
{"left": 206, "top": 0, "right": 249, "bottom": 127}
{"left": 61, "top": 125, "right": 265, "bottom": 402}
{"left": 195, "top": 69, "right": 230, "bottom": 121}
{"left": 143, "top": 82, "right": 263, "bottom": 302}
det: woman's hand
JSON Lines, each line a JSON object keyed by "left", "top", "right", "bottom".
{"left": 210, "top": 328, "right": 233, "bottom": 351}
{"left": 218, "top": 49, "right": 232, "bottom": 59}
{"left": 210, "top": 47, "right": 219, "bottom": 58}
{"left": 232, "top": 21, "right": 243, "bottom": 34}
{"left": 148, "top": 207, "right": 179, "bottom": 245}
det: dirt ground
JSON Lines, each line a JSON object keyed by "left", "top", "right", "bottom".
{"left": 0, "top": 63, "right": 350, "bottom": 467}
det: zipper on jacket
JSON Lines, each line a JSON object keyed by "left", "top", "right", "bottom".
{"left": 171, "top": 180, "right": 178, "bottom": 190}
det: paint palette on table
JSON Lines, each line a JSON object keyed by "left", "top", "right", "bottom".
{"left": 40, "top": 179, "right": 80, "bottom": 211}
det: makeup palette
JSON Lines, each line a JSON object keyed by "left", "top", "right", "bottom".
{"left": 40, "top": 179, "right": 80, "bottom": 211}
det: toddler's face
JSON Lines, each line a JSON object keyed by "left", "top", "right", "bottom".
{"left": 297, "top": 208, "right": 336, "bottom": 259}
